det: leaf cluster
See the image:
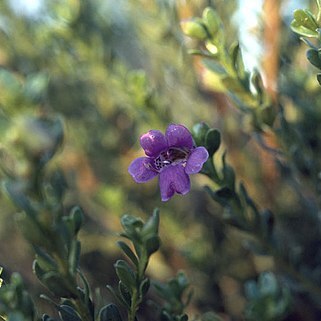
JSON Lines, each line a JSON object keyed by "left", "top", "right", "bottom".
{"left": 181, "top": 7, "right": 275, "bottom": 131}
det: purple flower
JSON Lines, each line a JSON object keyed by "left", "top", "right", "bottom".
{"left": 128, "top": 124, "right": 209, "bottom": 201}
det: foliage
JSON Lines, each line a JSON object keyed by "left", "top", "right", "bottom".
{"left": 1, "top": 0, "right": 321, "bottom": 321}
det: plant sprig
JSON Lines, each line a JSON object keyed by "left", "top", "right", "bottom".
{"left": 107, "top": 209, "right": 160, "bottom": 321}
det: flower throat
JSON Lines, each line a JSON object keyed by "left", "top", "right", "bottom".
{"left": 154, "top": 147, "right": 189, "bottom": 171}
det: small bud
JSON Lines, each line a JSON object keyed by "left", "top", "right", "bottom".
{"left": 180, "top": 18, "right": 208, "bottom": 40}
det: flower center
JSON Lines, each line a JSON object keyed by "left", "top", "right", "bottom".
{"left": 154, "top": 147, "right": 189, "bottom": 171}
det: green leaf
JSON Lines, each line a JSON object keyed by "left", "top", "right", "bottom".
{"left": 180, "top": 18, "right": 208, "bottom": 40}
{"left": 58, "top": 305, "right": 82, "bottom": 321}
{"left": 153, "top": 281, "right": 175, "bottom": 302}
{"left": 139, "top": 278, "right": 150, "bottom": 297}
{"left": 106, "top": 285, "right": 130, "bottom": 309}
{"left": 118, "top": 281, "right": 132, "bottom": 307}
{"left": 76, "top": 287, "right": 94, "bottom": 317}
{"left": 250, "top": 69, "right": 265, "bottom": 101}
{"left": 205, "top": 185, "right": 235, "bottom": 206}
{"left": 117, "top": 241, "right": 139, "bottom": 267}
{"left": 202, "top": 7, "right": 221, "bottom": 38}
{"left": 202, "top": 59, "right": 227, "bottom": 75}
{"left": 230, "top": 42, "right": 246, "bottom": 79}
{"left": 42, "top": 314, "right": 57, "bottom": 321}
{"left": 60, "top": 217, "right": 74, "bottom": 245}
{"left": 244, "top": 272, "right": 292, "bottom": 321}
{"left": 49, "top": 169, "right": 68, "bottom": 202}
{"left": 192, "top": 122, "right": 210, "bottom": 146}
{"left": 42, "top": 272, "right": 74, "bottom": 297}
{"left": 121, "top": 215, "right": 144, "bottom": 239}
{"left": 16, "top": 212, "right": 50, "bottom": 247}
{"left": 239, "top": 183, "right": 259, "bottom": 223}
{"left": 34, "top": 247, "right": 57, "bottom": 271}
{"left": 68, "top": 240, "right": 81, "bottom": 275}
{"left": 307, "top": 48, "right": 321, "bottom": 69}
{"left": 141, "top": 208, "right": 160, "bottom": 238}
{"left": 33, "top": 262, "right": 73, "bottom": 297}
{"left": 168, "top": 279, "right": 183, "bottom": 299}
{"left": 260, "top": 210, "right": 274, "bottom": 240}
{"left": 205, "top": 129, "right": 221, "bottom": 157}
{"left": 99, "top": 304, "right": 123, "bottom": 321}
{"left": 291, "top": 9, "right": 319, "bottom": 37}
{"left": 60, "top": 299, "right": 74, "bottom": 308}
{"left": 222, "top": 162, "right": 235, "bottom": 190}
{"left": 178, "top": 315, "right": 188, "bottom": 321}
{"left": 160, "top": 310, "right": 172, "bottom": 321}
{"left": 114, "top": 260, "right": 136, "bottom": 292}
{"left": 3, "top": 181, "right": 37, "bottom": 218}
{"left": 221, "top": 76, "right": 257, "bottom": 108}
{"left": 144, "top": 235, "right": 161, "bottom": 256}
{"left": 69, "top": 206, "right": 84, "bottom": 235}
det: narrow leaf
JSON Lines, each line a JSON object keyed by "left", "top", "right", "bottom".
{"left": 58, "top": 305, "right": 82, "bottom": 321}
{"left": 114, "top": 260, "right": 136, "bottom": 292}
{"left": 117, "top": 241, "right": 139, "bottom": 267}
{"left": 99, "top": 304, "right": 123, "bottom": 321}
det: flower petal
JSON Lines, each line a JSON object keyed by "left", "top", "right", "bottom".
{"left": 185, "top": 147, "right": 209, "bottom": 174}
{"left": 159, "top": 164, "right": 190, "bottom": 201}
{"left": 165, "top": 124, "right": 193, "bottom": 149}
{"left": 140, "top": 130, "right": 168, "bottom": 157}
{"left": 128, "top": 157, "right": 158, "bottom": 183}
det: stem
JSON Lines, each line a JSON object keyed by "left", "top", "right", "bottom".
{"left": 128, "top": 288, "right": 138, "bottom": 321}
{"left": 78, "top": 269, "right": 91, "bottom": 307}
{"left": 128, "top": 250, "right": 148, "bottom": 321}
{"left": 204, "top": 157, "right": 222, "bottom": 185}
{"left": 53, "top": 253, "right": 93, "bottom": 321}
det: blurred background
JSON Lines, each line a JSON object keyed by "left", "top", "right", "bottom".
{"left": 1, "top": 0, "right": 321, "bottom": 320}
